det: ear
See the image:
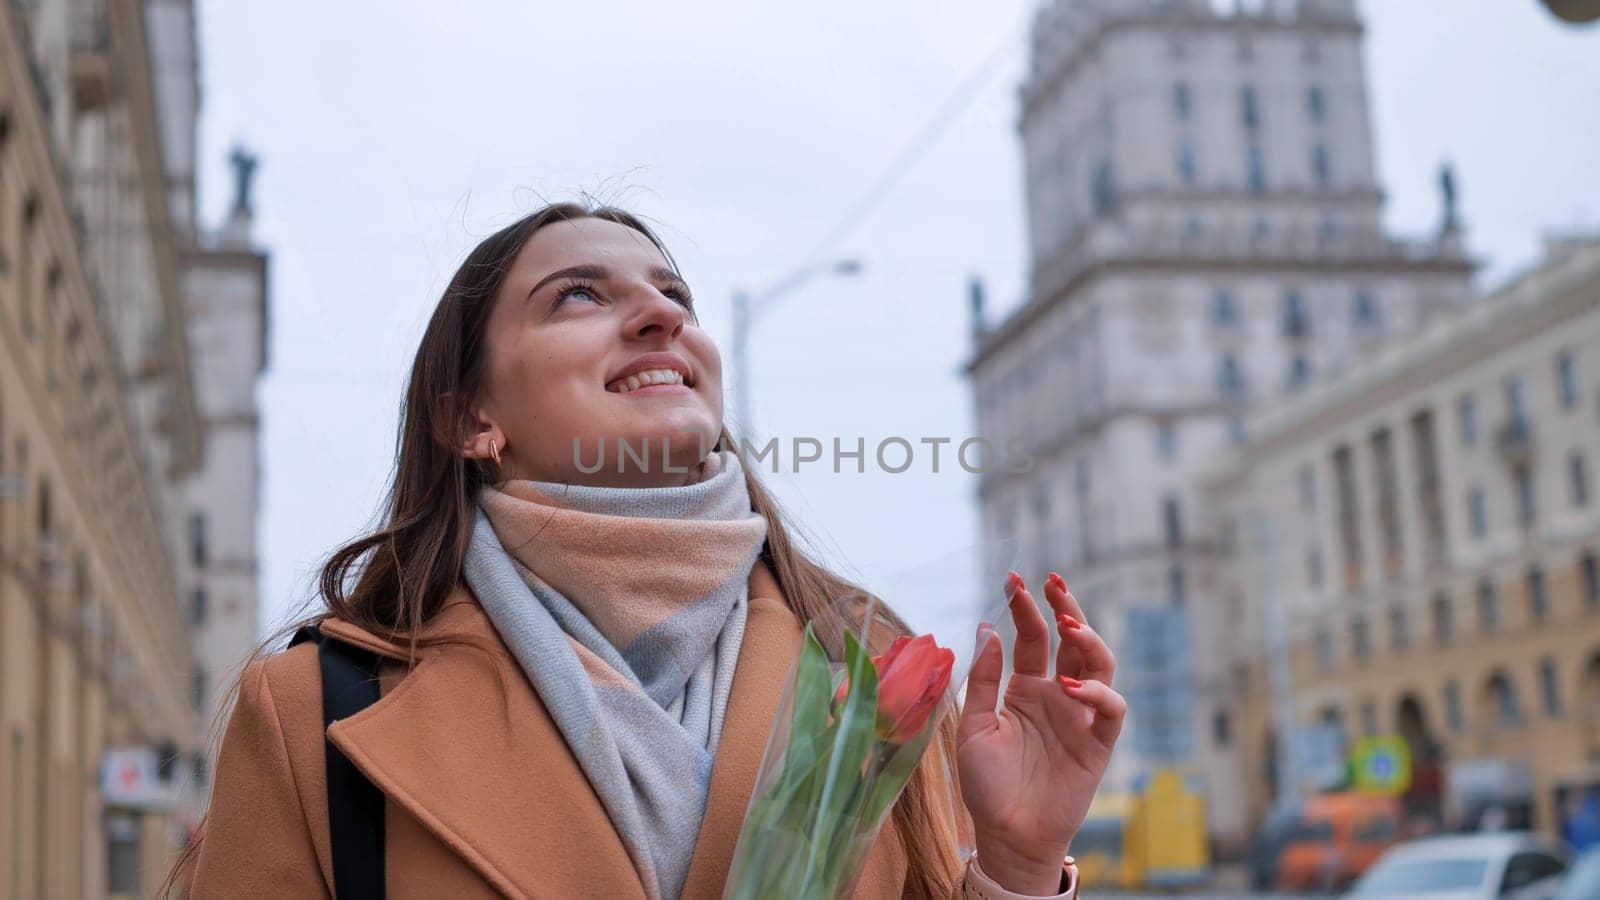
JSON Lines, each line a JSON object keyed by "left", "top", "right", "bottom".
{"left": 435, "top": 392, "right": 504, "bottom": 461}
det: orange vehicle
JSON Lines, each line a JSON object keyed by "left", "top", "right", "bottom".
{"left": 1273, "top": 791, "right": 1404, "bottom": 891}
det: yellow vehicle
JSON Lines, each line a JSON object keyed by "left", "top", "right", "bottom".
{"left": 1071, "top": 770, "right": 1211, "bottom": 890}
{"left": 1073, "top": 793, "right": 1138, "bottom": 889}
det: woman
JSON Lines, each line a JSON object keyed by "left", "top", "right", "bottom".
{"left": 169, "top": 203, "right": 1124, "bottom": 899}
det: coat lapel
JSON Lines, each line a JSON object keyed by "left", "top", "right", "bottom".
{"left": 320, "top": 591, "right": 647, "bottom": 900}
{"left": 316, "top": 563, "right": 803, "bottom": 900}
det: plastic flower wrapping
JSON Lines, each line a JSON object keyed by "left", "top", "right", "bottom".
{"left": 723, "top": 538, "right": 1020, "bottom": 900}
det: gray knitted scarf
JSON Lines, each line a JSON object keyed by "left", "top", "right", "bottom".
{"left": 461, "top": 448, "right": 768, "bottom": 900}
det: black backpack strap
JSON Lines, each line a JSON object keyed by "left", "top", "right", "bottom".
{"left": 291, "top": 624, "right": 387, "bottom": 900}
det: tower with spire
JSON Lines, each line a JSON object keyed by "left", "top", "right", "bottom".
{"left": 966, "top": 0, "right": 1474, "bottom": 846}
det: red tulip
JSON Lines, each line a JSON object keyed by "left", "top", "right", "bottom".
{"left": 831, "top": 634, "right": 955, "bottom": 743}
{"left": 874, "top": 634, "right": 954, "bottom": 742}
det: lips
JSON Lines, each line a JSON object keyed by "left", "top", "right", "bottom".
{"left": 605, "top": 352, "right": 694, "bottom": 393}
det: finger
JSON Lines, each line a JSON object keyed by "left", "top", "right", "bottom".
{"left": 959, "top": 622, "right": 1003, "bottom": 740}
{"left": 1005, "top": 572, "right": 1052, "bottom": 677}
{"left": 1058, "top": 677, "right": 1127, "bottom": 747}
{"left": 1054, "top": 614, "right": 1086, "bottom": 680}
{"left": 1057, "top": 616, "right": 1116, "bottom": 686}
{"left": 1044, "top": 572, "right": 1087, "bottom": 625}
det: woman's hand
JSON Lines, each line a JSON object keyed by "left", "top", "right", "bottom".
{"left": 956, "top": 571, "right": 1125, "bottom": 896}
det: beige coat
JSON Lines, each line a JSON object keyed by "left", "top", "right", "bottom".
{"left": 180, "top": 562, "right": 975, "bottom": 899}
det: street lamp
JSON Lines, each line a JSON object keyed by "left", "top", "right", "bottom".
{"left": 730, "top": 257, "right": 862, "bottom": 441}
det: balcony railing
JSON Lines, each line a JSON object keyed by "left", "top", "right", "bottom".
{"left": 1029, "top": 221, "right": 1464, "bottom": 312}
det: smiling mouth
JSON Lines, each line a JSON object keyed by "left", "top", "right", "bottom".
{"left": 606, "top": 368, "right": 692, "bottom": 394}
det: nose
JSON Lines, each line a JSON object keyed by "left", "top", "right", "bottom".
{"left": 623, "top": 285, "right": 687, "bottom": 342}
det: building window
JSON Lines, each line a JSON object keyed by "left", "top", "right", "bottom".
{"left": 1169, "top": 566, "right": 1186, "bottom": 606}
{"left": 1557, "top": 351, "right": 1580, "bottom": 410}
{"left": 1540, "top": 657, "right": 1562, "bottom": 716}
{"left": 1444, "top": 680, "right": 1464, "bottom": 731}
{"left": 1240, "top": 85, "right": 1260, "bottom": 129}
{"left": 1212, "top": 710, "right": 1232, "bottom": 746}
{"left": 1315, "top": 628, "right": 1334, "bottom": 672}
{"left": 1487, "top": 672, "right": 1522, "bottom": 728}
{"left": 1163, "top": 494, "right": 1183, "bottom": 549}
{"left": 1469, "top": 487, "right": 1488, "bottom": 539}
{"left": 1156, "top": 422, "right": 1177, "bottom": 462}
{"left": 1218, "top": 355, "right": 1245, "bottom": 398}
{"left": 1091, "top": 161, "right": 1116, "bottom": 218}
{"left": 1514, "top": 462, "right": 1537, "bottom": 528}
{"left": 1176, "top": 140, "right": 1196, "bottom": 185}
{"left": 1287, "top": 354, "right": 1310, "bottom": 389}
{"left": 190, "top": 587, "right": 208, "bottom": 627}
{"left": 1584, "top": 551, "right": 1600, "bottom": 609}
{"left": 1527, "top": 566, "right": 1548, "bottom": 622}
{"left": 1334, "top": 445, "right": 1362, "bottom": 584}
{"left": 1412, "top": 410, "right": 1448, "bottom": 563}
{"left": 1478, "top": 577, "right": 1500, "bottom": 633}
{"left": 1306, "top": 545, "right": 1324, "bottom": 588}
{"left": 1390, "top": 605, "right": 1409, "bottom": 651}
{"left": 1353, "top": 291, "right": 1378, "bottom": 326}
{"left": 1211, "top": 290, "right": 1238, "bottom": 327}
{"left": 1507, "top": 374, "right": 1529, "bottom": 425}
{"left": 1299, "top": 463, "right": 1317, "bottom": 513}
{"left": 1360, "top": 698, "right": 1378, "bottom": 736}
{"left": 1351, "top": 616, "right": 1370, "bottom": 665}
{"left": 1282, "top": 290, "right": 1308, "bottom": 338}
{"left": 1228, "top": 416, "right": 1246, "bottom": 446}
{"left": 191, "top": 667, "right": 207, "bottom": 712}
{"left": 1173, "top": 82, "right": 1192, "bottom": 120}
{"left": 1311, "top": 144, "right": 1331, "bottom": 188}
{"left": 1459, "top": 394, "right": 1478, "bottom": 447}
{"left": 1572, "top": 452, "right": 1590, "bottom": 508}
{"left": 1306, "top": 85, "right": 1326, "bottom": 122}
{"left": 189, "top": 511, "right": 207, "bottom": 568}
{"left": 1246, "top": 144, "right": 1265, "bottom": 192}
{"left": 1372, "top": 427, "right": 1403, "bottom": 575}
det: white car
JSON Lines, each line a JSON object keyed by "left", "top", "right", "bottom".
{"left": 1344, "top": 832, "right": 1570, "bottom": 900}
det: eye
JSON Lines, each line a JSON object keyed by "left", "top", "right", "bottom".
{"left": 552, "top": 278, "right": 600, "bottom": 307}
{"left": 662, "top": 285, "right": 695, "bottom": 308}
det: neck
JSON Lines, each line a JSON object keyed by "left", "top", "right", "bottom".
{"left": 519, "top": 452, "right": 716, "bottom": 489}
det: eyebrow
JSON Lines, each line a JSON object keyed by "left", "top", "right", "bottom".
{"left": 524, "top": 264, "right": 686, "bottom": 304}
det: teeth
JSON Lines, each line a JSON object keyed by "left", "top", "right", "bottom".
{"left": 615, "top": 368, "right": 685, "bottom": 393}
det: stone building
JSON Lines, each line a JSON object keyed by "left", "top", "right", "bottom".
{"left": 966, "top": 0, "right": 1472, "bottom": 809}
{"left": 144, "top": 0, "right": 270, "bottom": 819}
{"left": 0, "top": 0, "right": 268, "bottom": 894}
{"left": 1205, "top": 236, "right": 1600, "bottom": 844}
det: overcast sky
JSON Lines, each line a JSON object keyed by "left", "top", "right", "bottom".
{"left": 190, "top": 0, "right": 1600, "bottom": 640}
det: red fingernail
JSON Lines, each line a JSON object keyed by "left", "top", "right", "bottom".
{"left": 1059, "top": 676, "right": 1083, "bottom": 689}
{"left": 1057, "top": 614, "right": 1082, "bottom": 631}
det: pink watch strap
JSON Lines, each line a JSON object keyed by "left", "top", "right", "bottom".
{"left": 962, "top": 855, "right": 1078, "bottom": 899}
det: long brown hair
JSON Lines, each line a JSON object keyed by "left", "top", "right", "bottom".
{"left": 166, "top": 202, "right": 967, "bottom": 897}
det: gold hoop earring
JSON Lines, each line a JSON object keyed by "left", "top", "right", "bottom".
{"left": 489, "top": 439, "right": 502, "bottom": 467}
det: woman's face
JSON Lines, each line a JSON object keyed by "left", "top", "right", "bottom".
{"left": 466, "top": 217, "right": 723, "bottom": 487}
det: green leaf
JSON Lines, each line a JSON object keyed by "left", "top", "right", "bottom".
{"left": 862, "top": 718, "right": 940, "bottom": 825}
{"left": 793, "top": 624, "right": 833, "bottom": 737}
{"left": 801, "top": 628, "right": 878, "bottom": 888}
{"left": 761, "top": 625, "right": 834, "bottom": 812}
